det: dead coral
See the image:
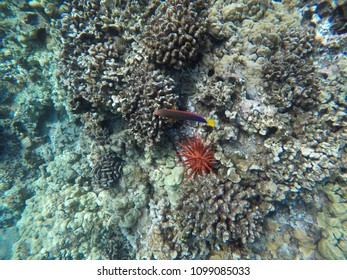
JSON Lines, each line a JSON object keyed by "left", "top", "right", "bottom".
{"left": 144, "top": 0, "right": 208, "bottom": 70}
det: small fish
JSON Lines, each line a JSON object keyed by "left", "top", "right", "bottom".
{"left": 154, "top": 109, "right": 215, "bottom": 127}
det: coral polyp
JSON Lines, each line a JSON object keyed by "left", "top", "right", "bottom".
{"left": 177, "top": 135, "right": 217, "bottom": 182}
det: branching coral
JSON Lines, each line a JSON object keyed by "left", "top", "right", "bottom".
{"left": 117, "top": 63, "right": 178, "bottom": 145}
{"left": 262, "top": 27, "right": 318, "bottom": 111}
{"left": 58, "top": 0, "right": 151, "bottom": 113}
{"left": 144, "top": 0, "right": 208, "bottom": 69}
{"left": 177, "top": 177, "right": 275, "bottom": 246}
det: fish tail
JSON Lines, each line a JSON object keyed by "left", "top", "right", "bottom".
{"left": 206, "top": 119, "right": 215, "bottom": 127}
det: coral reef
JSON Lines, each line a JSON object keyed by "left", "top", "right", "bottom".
{"left": 0, "top": 0, "right": 63, "bottom": 228}
{"left": 329, "top": 2, "right": 347, "bottom": 34}
{"left": 144, "top": 0, "right": 208, "bottom": 69}
{"left": 177, "top": 177, "right": 275, "bottom": 245}
{"left": 263, "top": 202, "right": 322, "bottom": 260}
{"left": 1, "top": 0, "right": 346, "bottom": 261}
{"left": 317, "top": 181, "right": 347, "bottom": 260}
{"left": 0, "top": 227, "right": 19, "bottom": 260}
{"left": 301, "top": 1, "right": 347, "bottom": 35}
{"left": 58, "top": 0, "right": 128, "bottom": 111}
{"left": 207, "top": 0, "right": 270, "bottom": 40}
{"left": 139, "top": 176, "right": 276, "bottom": 260}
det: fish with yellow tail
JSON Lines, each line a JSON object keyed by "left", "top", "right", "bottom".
{"left": 154, "top": 109, "right": 215, "bottom": 127}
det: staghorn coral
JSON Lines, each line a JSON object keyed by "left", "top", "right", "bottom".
{"left": 144, "top": 0, "right": 208, "bottom": 70}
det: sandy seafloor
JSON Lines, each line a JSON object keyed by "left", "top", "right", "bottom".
{"left": 0, "top": 0, "right": 346, "bottom": 260}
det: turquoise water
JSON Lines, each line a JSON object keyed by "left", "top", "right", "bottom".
{"left": 0, "top": 0, "right": 346, "bottom": 260}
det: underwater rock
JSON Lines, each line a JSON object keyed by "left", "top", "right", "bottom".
{"left": 119, "top": 208, "right": 141, "bottom": 229}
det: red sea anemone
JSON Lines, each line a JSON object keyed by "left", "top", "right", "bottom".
{"left": 177, "top": 134, "right": 217, "bottom": 182}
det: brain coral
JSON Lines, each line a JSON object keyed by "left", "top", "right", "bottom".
{"left": 93, "top": 153, "right": 124, "bottom": 189}
{"left": 144, "top": 0, "right": 208, "bottom": 70}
